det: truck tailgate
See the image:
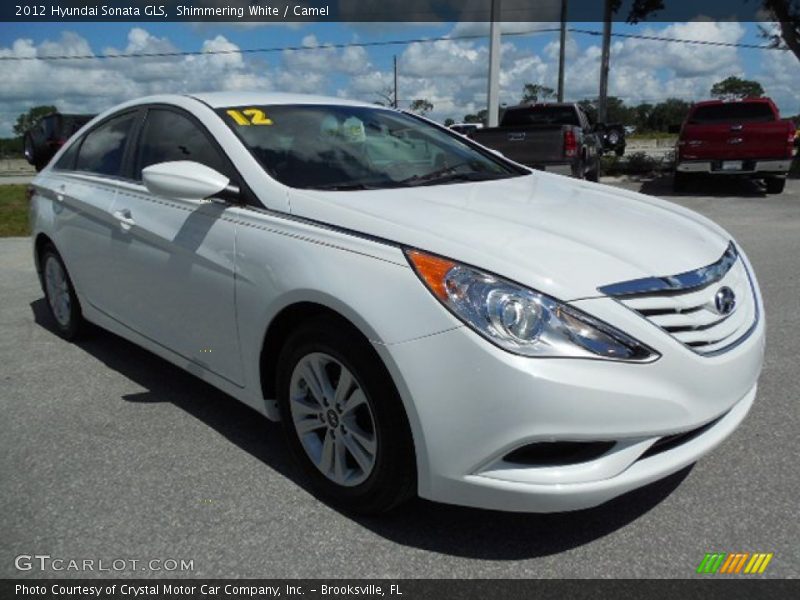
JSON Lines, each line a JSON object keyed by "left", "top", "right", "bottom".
{"left": 472, "top": 125, "right": 566, "bottom": 166}
{"left": 682, "top": 121, "right": 791, "bottom": 160}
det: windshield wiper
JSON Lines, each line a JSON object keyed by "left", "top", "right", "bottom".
{"left": 307, "top": 182, "right": 381, "bottom": 191}
{"left": 400, "top": 161, "right": 472, "bottom": 185}
{"left": 406, "top": 171, "right": 511, "bottom": 186}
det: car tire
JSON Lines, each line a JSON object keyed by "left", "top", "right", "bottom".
{"left": 23, "top": 131, "right": 35, "bottom": 164}
{"left": 764, "top": 177, "right": 786, "bottom": 194}
{"left": 276, "top": 316, "right": 416, "bottom": 514}
{"left": 574, "top": 157, "right": 586, "bottom": 180}
{"left": 24, "top": 130, "right": 49, "bottom": 171}
{"left": 673, "top": 171, "right": 692, "bottom": 192}
{"left": 586, "top": 157, "right": 600, "bottom": 182}
{"left": 39, "top": 245, "right": 85, "bottom": 340}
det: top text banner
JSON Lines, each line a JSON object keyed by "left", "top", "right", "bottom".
{"left": 1, "top": 0, "right": 787, "bottom": 23}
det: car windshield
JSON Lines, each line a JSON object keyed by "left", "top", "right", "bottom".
{"left": 217, "top": 104, "right": 523, "bottom": 190}
{"left": 688, "top": 102, "right": 775, "bottom": 124}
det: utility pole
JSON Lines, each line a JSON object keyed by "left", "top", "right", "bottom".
{"left": 597, "top": 0, "right": 612, "bottom": 123}
{"left": 393, "top": 55, "right": 398, "bottom": 108}
{"left": 557, "top": 0, "right": 567, "bottom": 102}
{"left": 487, "top": 0, "right": 501, "bottom": 126}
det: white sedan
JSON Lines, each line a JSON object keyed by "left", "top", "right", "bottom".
{"left": 30, "top": 92, "right": 765, "bottom": 513}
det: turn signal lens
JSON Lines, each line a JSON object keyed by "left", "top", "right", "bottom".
{"left": 406, "top": 250, "right": 456, "bottom": 301}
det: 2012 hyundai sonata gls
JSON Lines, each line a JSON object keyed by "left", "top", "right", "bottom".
{"left": 30, "top": 92, "right": 765, "bottom": 513}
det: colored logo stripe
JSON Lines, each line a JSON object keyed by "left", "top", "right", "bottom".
{"left": 720, "top": 553, "right": 749, "bottom": 573}
{"left": 745, "top": 553, "right": 773, "bottom": 574}
{"left": 697, "top": 553, "right": 773, "bottom": 574}
{"left": 697, "top": 553, "right": 726, "bottom": 574}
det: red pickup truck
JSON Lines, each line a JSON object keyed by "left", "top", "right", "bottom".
{"left": 674, "top": 98, "right": 796, "bottom": 194}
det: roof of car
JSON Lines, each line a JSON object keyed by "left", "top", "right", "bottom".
{"left": 186, "top": 91, "right": 378, "bottom": 109}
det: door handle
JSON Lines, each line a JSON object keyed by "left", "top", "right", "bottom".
{"left": 56, "top": 184, "right": 65, "bottom": 203}
{"left": 113, "top": 209, "right": 136, "bottom": 231}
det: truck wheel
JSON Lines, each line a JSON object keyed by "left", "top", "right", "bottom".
{"left": 586, "top": 157, "right": 600, "bottom": 182}
{"left": 276, "top": 317, "right": 416, "bottom": 514}
{"left": 673, "top": 171, "right": 692, "bottom": 192}
{"left": 23, "top": 132, "right": 35, "bottom": 164}
{"left": 764, "top": 177, "right": 786, "bottom": 194}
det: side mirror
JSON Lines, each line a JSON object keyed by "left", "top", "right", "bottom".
{"left": 142, "top": 161, "right": 236, "bottom": 201}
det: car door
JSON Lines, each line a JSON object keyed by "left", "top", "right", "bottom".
{"left": 107, "top": 106, "right": 244, "bottom": 386}
{"left": 47, "top": 110, "right": 141, "bottom": 316}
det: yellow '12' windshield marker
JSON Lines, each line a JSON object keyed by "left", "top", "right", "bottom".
{"left": 226, "top": 108, "right": 272, "bottom": 125}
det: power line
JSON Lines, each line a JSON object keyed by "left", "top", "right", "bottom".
{"left": 0, "top": 28, "right": 561, "bottom": 62}
{"left": 0, "top": 25, "right": 786, "bottom": 63}
{"left": 571, "top": 28, "right": 789, "bottom": 51}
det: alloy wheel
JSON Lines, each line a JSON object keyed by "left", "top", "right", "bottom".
{"left": 44, "top": 255, "right": 71, "bottom": 327}
{"left": 289, "top": 352, "right": 378, "bottom": 487}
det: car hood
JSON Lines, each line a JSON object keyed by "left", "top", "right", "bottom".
{"left": 287, "top": 172, "right": 731, "bottom": 300}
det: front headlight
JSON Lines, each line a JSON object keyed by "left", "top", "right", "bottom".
{"left": 406, "top": 249, "right": 658, "bottom": 362}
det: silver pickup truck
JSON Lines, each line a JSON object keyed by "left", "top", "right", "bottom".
{"left": 470, "top": 103, "right": 602, "bottom": 180}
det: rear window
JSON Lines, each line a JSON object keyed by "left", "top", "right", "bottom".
{"left": 502, "top": 106, "right": 580, "bottom": 127}
{"left": 689, "top": 102, "right": 775, "bottom": 124}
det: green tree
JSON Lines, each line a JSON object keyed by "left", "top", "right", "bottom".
{"left": 761, "top": 1, "right": 800, "bottom": 63}
{"left": 409, "top": 98, "right": 433, "bottom": 115}
{"left": 443, "top": 117, "right": 455, "bottom": 127}
{"left": 14, "top": 105, "right": 57, "bottom": 137}
{"left": 622, "top": 1, "right": 800, "bottom": 66}
{"left": 710, "top": 76, "right": 765, "bottom": 99}
{"left": 372, "top": 86, "right": 395, "bottom": 108}
{"left": 463, "top": 109, "right": 488, "bottom": 124}
{"left": 632, "top": 103, "right": 654, "bottom": 131}
{"left": 521, "top": 83, "right": 555, "bottom": 104}
{"left": 647, "top": 98, "right": 692, "bottom": 132}
{"left": 577, "top": 97, "right": 634, "bottom": 125}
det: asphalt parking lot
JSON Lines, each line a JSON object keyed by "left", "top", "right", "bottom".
{"left": 1, "top": 175, "right": 799, "bottom": 579}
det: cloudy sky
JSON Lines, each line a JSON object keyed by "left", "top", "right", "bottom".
{"left": 0, "top": 19, "right": 798, "bottom": 135}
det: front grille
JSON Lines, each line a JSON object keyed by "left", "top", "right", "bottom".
{"left": 599, "top": 243, "right": 758, "bottom": 356}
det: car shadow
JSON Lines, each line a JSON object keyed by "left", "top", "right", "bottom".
{"left": 31, "top": 298, "right": 693, "bottom": 560}
{"left": 634, "top": 173, "right": 768, "bottom": 198}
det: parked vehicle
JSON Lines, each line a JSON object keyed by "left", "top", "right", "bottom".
{"left": 30, "top": 93, "right": 764, "bottom": 514}
{"left": 24, "top": 112, "right": 95, "bottom": 171}
{"left": 470, "top": 103, "right": 602, "bottom": 180}
{"left": 674, "top": 98, "right": 796, "bottom": 193}
{"left": 597, "top": 123, "right": 626, "bottom": 156}
{"left": 449, "top": 122, "right": 483, "bottom": 136}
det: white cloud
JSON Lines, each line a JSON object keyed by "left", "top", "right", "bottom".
{"left": 0, "top": 27, "right": 368, "bottom": 135}
{"left": 1, "top": 21, "right": 796, "bottom": 136}
{"left": 759, "top": 48, "right": 800, "bottom": 116}
{"left": 282, "top": 34, "right": 371, "bottom": 75}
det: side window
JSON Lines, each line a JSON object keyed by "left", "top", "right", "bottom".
{"left": 136, "top": 109, "right": 230, "bottom": 180}
{"left": 75, "top": 113, "right": 136, "bottom": 177}
{"left": 54, "top": 138, "right": 81, "bottom": 171}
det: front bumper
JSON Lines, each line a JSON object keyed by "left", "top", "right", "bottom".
{"left": 676, "top": 159, "right": 791, "bottom": 175}
{"left": 375, "top": 292, "right": 764, "bottom": 513}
